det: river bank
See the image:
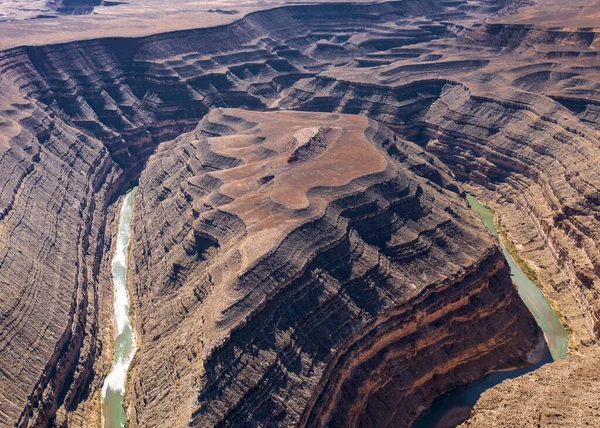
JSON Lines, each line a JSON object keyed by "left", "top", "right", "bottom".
{"left": 466, "top": 195, "right": 569, "bottom": 360}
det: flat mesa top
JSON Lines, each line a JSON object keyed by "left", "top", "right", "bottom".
{"left": 190, "top": 109, "right": 387, "bottom": 269}
{"left": 209, "top": 109, "right": 385, "bottom": 210}
{"left": 0, "top": 0, "right": 377, "bottom": 51}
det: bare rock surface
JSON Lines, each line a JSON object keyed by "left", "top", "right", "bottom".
{"left": 127, "top": 108, "right": 540, "bottom": 427}
{"left": 0, "top": 2, "right": 517, "bottom": 425}
{"left": 0, "top": 0, "right": 399, "bottom": 50}
{"left": 3, "top": 0, "right": 600, "bottom": 425}
{"left": 460, "top": 347, "right": 600, "bottom": 427}
{"left": 0, "top": 79, "right": 122, "bottom": 426}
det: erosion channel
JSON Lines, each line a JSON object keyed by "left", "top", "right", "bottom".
{"left": 102, "top": 188, "right": 138, "bottom": 428}
{"left": 413, "top": 195, "right": 569, "bottom": 428}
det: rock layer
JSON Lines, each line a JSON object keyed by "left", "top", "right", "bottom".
{"left": 277, "top": 18, "right": 600, "bottom": 349}
{"left": 460, "top": 347, "right": 600, "bottom": 427}
{"left": 0, "top": 84, "right": 122, "bottom": 426}
{"left": 0, "top": 2, "right": 503, "bottom": 425}
{"left": 127, "top": 108, "right": 540, "bottom": 427}
{"left": 2, "top": 0, "right": 600, "bottom": 425}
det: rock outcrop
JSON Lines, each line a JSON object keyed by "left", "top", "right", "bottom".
{"left": 460, "top": 347, "right": 600, "bottom": 427}
{"left": 0, "top": 81, "right": 122, "bottom": 426}
{"left": 2, "top": 0, "right": 600, "bottom": 425}
{"left": 127, "top": 108, "right": 541, "bottom": 427}
{"left": 277, "top": 16, "right": 600, "bottom": 351}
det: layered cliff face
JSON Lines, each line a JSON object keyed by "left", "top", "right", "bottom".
{"left": 1, "top": 2, "right": 507, "bottom": 425}
{"left": 275, "top": 15, "right": 600, "bottom": 349}
{"left": 2, "top": 0, "right": 600, "bottom": 425}
{"left": 0, "top": 83, "right": 122, "bottom": 426}
{"left": 126, "top": 108, "right": 540, "bottom": 427}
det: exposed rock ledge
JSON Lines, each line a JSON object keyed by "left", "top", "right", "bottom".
{"left": 461, "top": 346, "right": 600, "bottom": 427}
{"left": 0, "top": 2, "right": 530, "bottom": 425}
{"left": 126, "top": 108, "right": 541, "bottom": 427}
{"left": 3, "top": 0, "right": 599, "bottom": 424}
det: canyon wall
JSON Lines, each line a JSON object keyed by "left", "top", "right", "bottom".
{"left": 127, "top": 108, "right": 540, "bottom": 427}
{"left": 0, "top": 79, "right": 122, "bottom": 426}
{"left": 0, "top": 0, "right": 600, "bottom": 425}
{"left": 278, "top": 19, "right": 600, "bottom": 348}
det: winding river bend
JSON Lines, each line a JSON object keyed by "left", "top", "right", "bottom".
{"left": 101, "top": 188, "right": 138, "bottom": 428}
{"left": 96, "top": 189, "right": 569, "bottom": 427}
{"left": 412, "top": 195, "right": 569, "bottom": 428}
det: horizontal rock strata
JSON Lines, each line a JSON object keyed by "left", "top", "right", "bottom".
{"left": 0, "top": 3, "right": 520, "bottom": 423}
{"left": 278, "top": 21, "right": 600, "bottom": 350}
{"left": 0, "top": 87, "right": 122, "bottom": 426}
{"left": 127, "top": 108, "right": 541, "bottom": 427}
{"left": 3, "top": 0, "right": 600, "bottom": 425}
{"left": 460, "top": 346, "right": 600, "bottom": 427}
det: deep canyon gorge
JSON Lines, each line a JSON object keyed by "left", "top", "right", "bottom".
{"left": 1, "top": 0, "right": 600, "bottom": 426}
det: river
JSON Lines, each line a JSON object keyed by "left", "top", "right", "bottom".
{"left": 101, "top": 187, "right": 138, "bottom": 428}
{"left": 412, "top": 195, "right": 569, "bottom": 428}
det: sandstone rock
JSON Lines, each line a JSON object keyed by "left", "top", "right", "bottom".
{"left": 2, "top": 0, "right": 600, "bottom": 425}
{"left": 127, "top": 108, "right": 540, "bottom": 427}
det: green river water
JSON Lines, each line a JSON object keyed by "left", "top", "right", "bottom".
{"left": 412, "top": 195, "right": 568, "bottom": 428}
{"left": 466, "top": 195, "right": 569, "bottom": 360}
{"left": 101, "top": 188, "right": 138, "bottom": 428}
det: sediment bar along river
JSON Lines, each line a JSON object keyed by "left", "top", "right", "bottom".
{"left": 101, "top": 188, "right": 138, "bottom": 428}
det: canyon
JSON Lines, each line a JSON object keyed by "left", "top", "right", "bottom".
{"left": 0, "top": 0, "right": 600, "bottom": 426}
{"left": 127, "top": 108, "right": 541, "bottom": 427}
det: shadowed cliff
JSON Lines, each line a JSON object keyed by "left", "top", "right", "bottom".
{"left": 126, "top": 108, "right": 541, "bottom": 427}
{"left": 1, "top": 0, "right": 600, "bottom": 425}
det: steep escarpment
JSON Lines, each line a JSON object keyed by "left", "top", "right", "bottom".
{"left": 127, "top": 108, "right": 541, "bottom": 427}
{"left": 278, "top": 23, "right": 600, "bottom": 350}
{"left": 1, "top": 2, "right": 511, "bottom": 424}
{"left": 0, "top": 88, "right": 122, "bottom": 426}
{"left": 58, "top": 0, "right": 101, "bottom": 14}
{"left": 3, "top": 0, "right": 600, "bottom": 425}
{"left": 274, "top": 2, "right": 600, "bottom": 424}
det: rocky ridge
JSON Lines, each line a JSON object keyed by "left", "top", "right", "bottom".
{"left": 128, "top": 108, "right": 540, "bottom": 427}
{"left": 0, "top": 0, "right": 599, "bottom": 425}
